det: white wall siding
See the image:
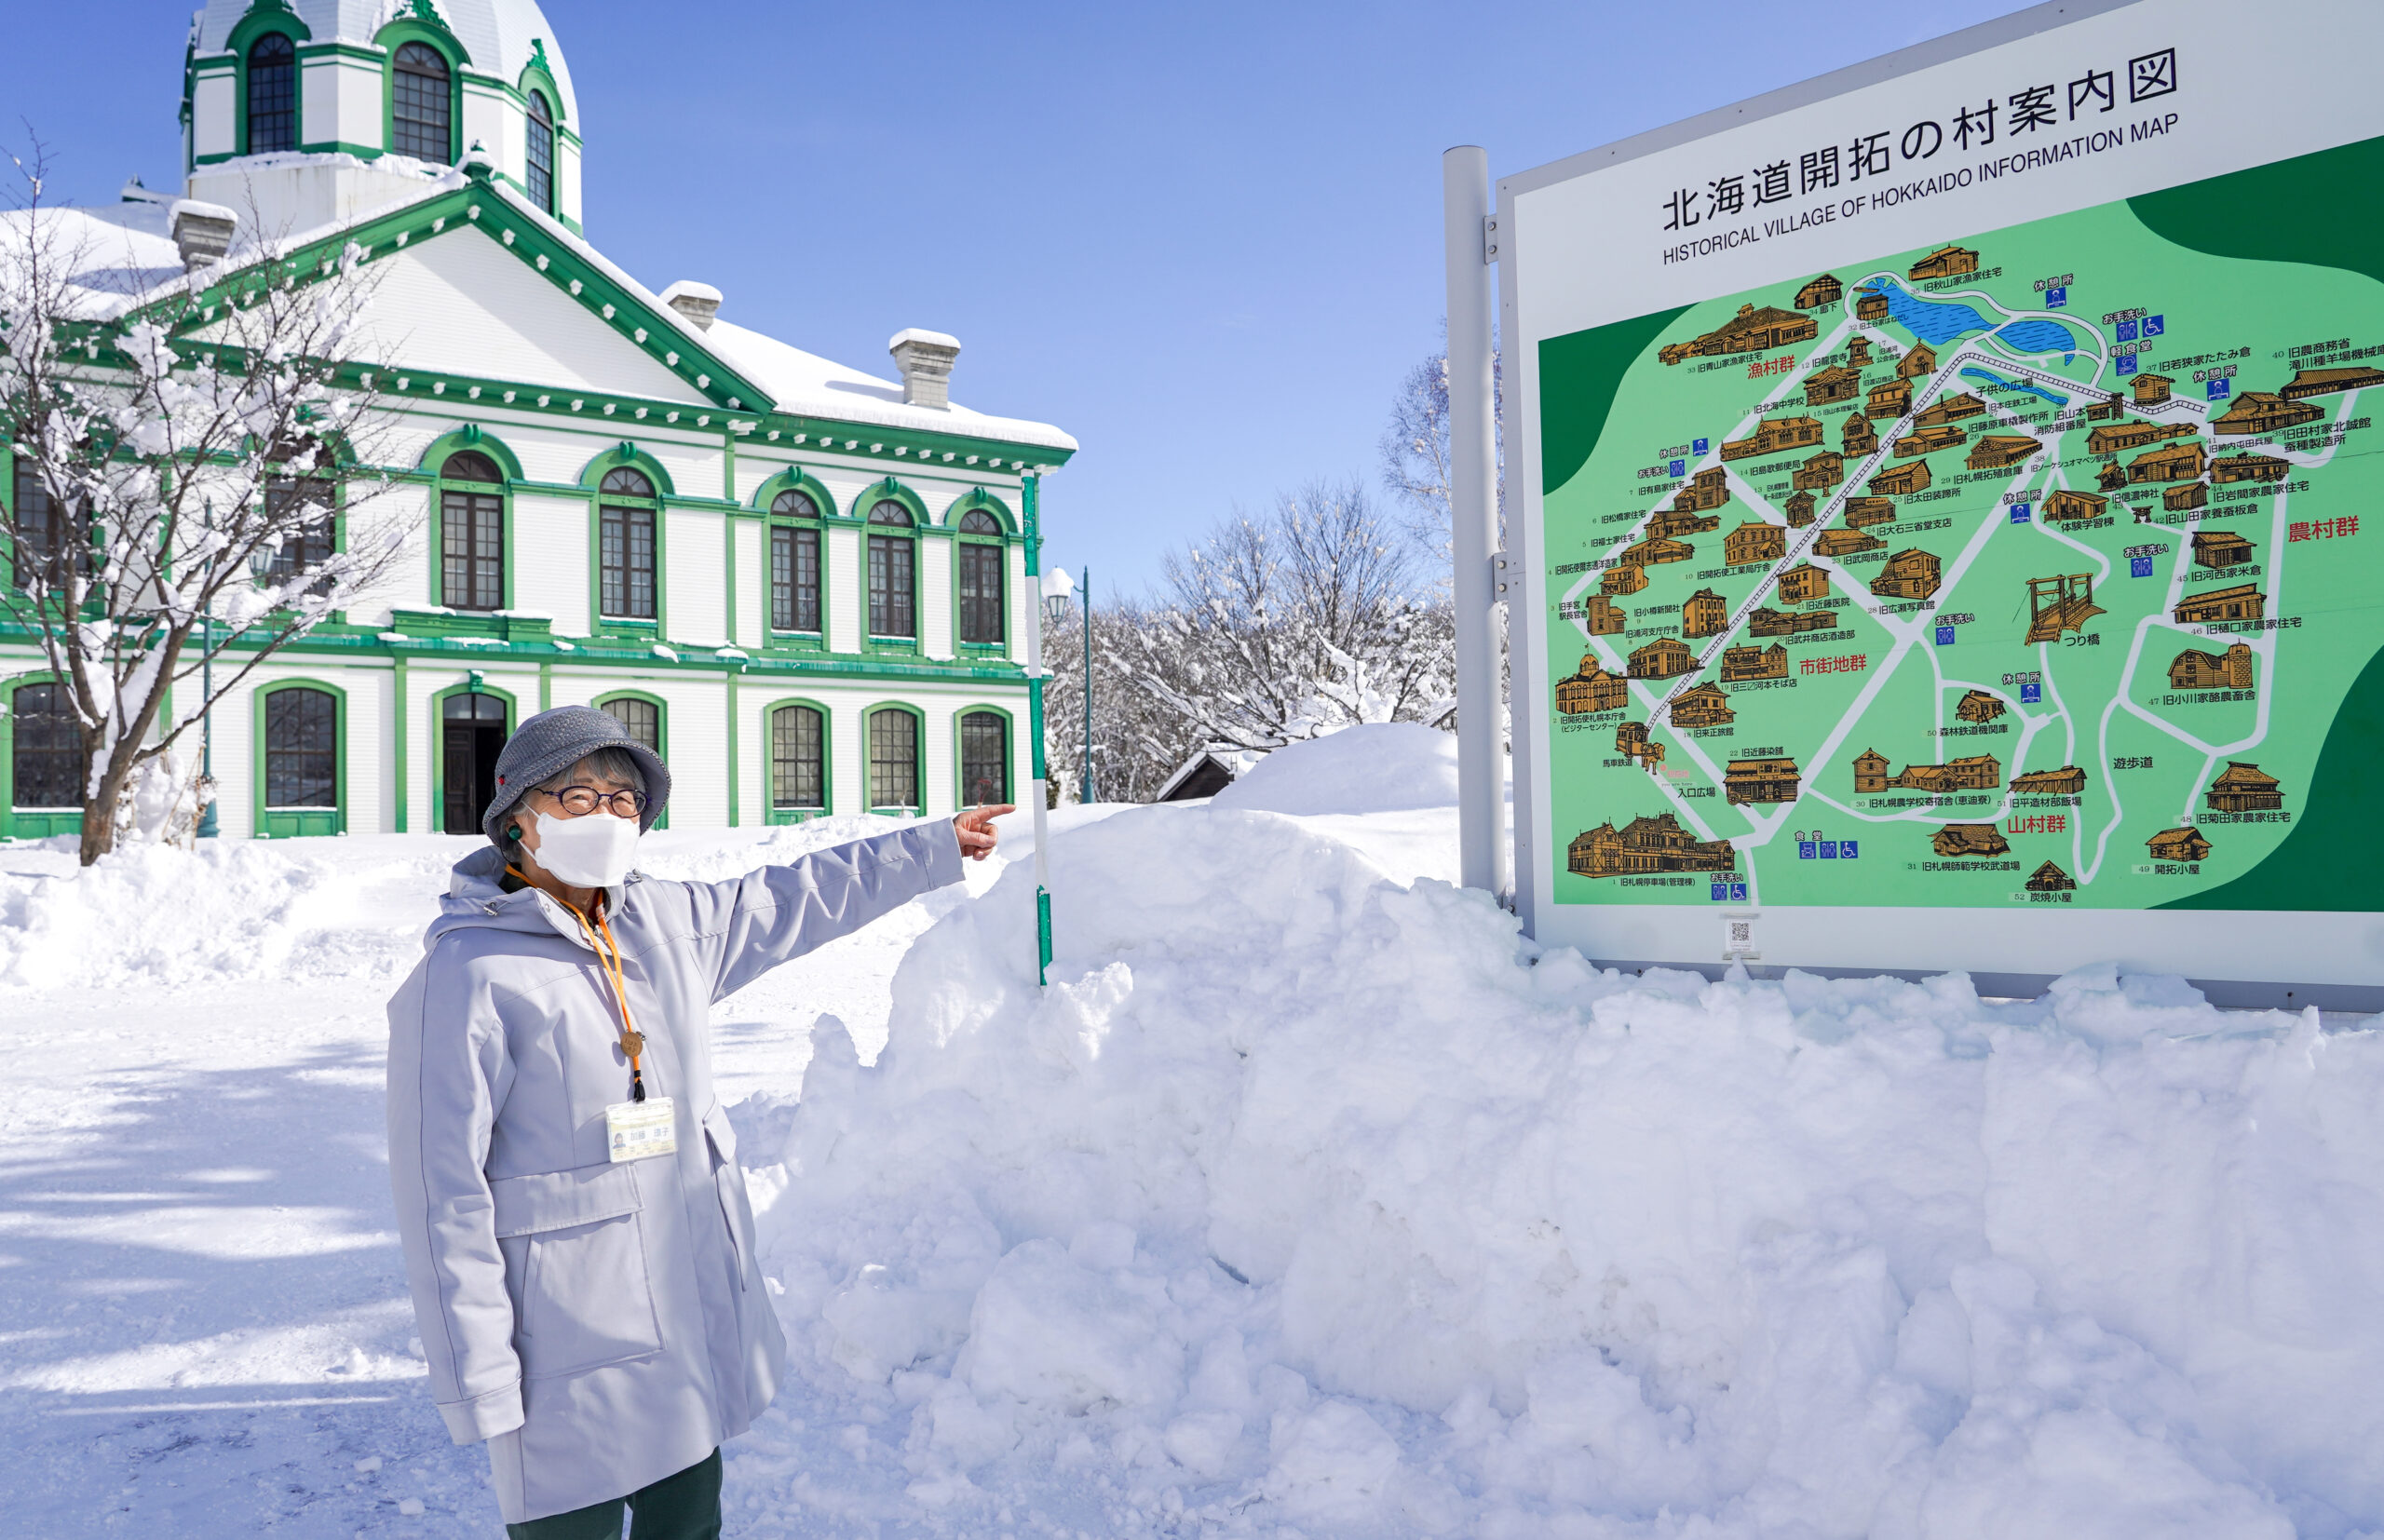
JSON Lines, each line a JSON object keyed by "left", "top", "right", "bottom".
{"left": 301, "top": 59, "right": 343, "bottom": 148}
{"left": 733, "top": 521, "right": 765, "bottom": 650}
{"left": 192, "top": 73, "right": 235, "bottom": 158}
{"left": 921, "top": 538, "right": 954, "bottom": 660}
{"left": 460, "top": 86, "right": 513, "bottom": 186}
{"left": 825, "top": 527, "right": 861, "bottom": 653}
{"left": 666, "top": 508, "right": 726, "bottom": 645}
{"left": 334, "top": 58, "right": 383, "bottom": 151}
{"left": 510, "top": 490, "right": 590, "bottom": 631}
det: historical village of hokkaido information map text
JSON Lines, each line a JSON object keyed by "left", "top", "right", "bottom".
{"left": 1533, "top": 17, "right": 2380, "bottom": 920}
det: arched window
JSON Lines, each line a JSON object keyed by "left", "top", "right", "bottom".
{"left": 866, "top": 500, "right": 915, "bottom": 640}
{"left": 264, "top": 687, "right": 337, "bottom": 809}
{"left": 769, "top": 489, "right": 821, "bottom": 634}
{"left": 599, "top": 467, "right": 657, "bottom": 621}
{"left": 524, "top": 91, "right": 556, "bottom": 214}
{"left": 600, "top": 696, "right": 661, "bottom": 754}
{"left": 959, "top": 711, "right": 1009, "bottom": 806}
{"left": 956, "top": 507, "right": 1006, "bottom": 646}
{"left": 8, "top": 682, "right": 79, "bottom": 809}
{"left": 867, "top": 708, "right": 919, "bottom": 812}
{"left": 439, "top": 450, "right": 505, "bottom": 611}
{"left": 248, "top": 34, "right": 297, "bottom": 155}
{"left": 392, "top": 42, "right": 453, "bottom": 163}
{"left": 771, "top": 704, "right": 826, "bottom": 813}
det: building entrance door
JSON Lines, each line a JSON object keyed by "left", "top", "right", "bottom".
{"left": 442, "top": 693, "right": 509, "bottom": 835}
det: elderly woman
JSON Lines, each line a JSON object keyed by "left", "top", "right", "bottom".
{"left": 386, "top": 705, "right": 1006, "bottom": 1537}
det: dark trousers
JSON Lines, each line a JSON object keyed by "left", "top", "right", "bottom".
{"left": 506, "top": 1449, "right": 722, "bottom": 1540}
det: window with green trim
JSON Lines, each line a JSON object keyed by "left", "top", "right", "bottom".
{"left": 248, "top": 34, "right": 296, "bottom": 155}
{"left": 771, "top": 705, "right": 826, "bottom": 811}
{"left": 866, "top": 500, "right": 915, "bottom": 639}
{"left": 769, "top": 490, "right": 821, "bottom": 634}
{"left": 525, "top": 91, "right": 556, "bottom": 214}
{"left": 392, "top": 43, "right": 452, "bottom": 162}
{"left": 264, "top": 439, "right": 336, "bottom": 596}
{"left": 599, "top": 467, "right": 657, "bottom": 620}
{"left": 9, "top": 682, "right": 79, "bottom": 809}
{"left": 439, "top": 451, "right": 505, "bottom": 610}
{"left": 264, "top": 688, "right": 337, "bottom": 808}
{"left": 957, "top": 508, "right": 1006, "bottom": 645}
{"left": 601, "top": 696, "right": 661, "bottom": 754}
{"left": 868, "top": 709, "right": 919, "bottom": 810}
{"left": 9, "top": 454, "right": 88, "bottom": 590}
{"left": 959, "top": 711, "right": 1009, "bottom": 806}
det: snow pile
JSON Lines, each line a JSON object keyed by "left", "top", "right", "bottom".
{"left": 752, "top": 804, "right": 2384, "bottom": 1538}
{"left": 1212, "top": 723, "right": 1460, "bottom": 816}
{"left": 0, "top": 839, "right": 425, "bottom": 989}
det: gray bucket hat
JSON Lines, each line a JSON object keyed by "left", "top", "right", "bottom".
{"left": 481, "top": 704, "right": 673, "bottom": 845}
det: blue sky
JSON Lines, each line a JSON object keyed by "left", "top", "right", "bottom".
{"left": 20, "top": 1, "right": 2039, "bottom": 598}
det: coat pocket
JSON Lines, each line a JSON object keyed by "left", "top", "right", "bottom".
{"left": 491, "top": 1162, "right": 664, "bottom": 1379}
{"left": 702, "top": 1104, "right": 755, "bottom": 1293}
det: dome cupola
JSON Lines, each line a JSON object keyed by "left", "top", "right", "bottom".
{"left": 182, "top": 0, "right": 581, "bottom": 234}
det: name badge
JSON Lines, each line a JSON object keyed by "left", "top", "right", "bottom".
{"left": 606, "top": 1097, "right": 677, "bottom": 1162}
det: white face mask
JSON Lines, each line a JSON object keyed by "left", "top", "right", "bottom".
{"left": 530, "top": 808, "right": 642, "bottom": 887}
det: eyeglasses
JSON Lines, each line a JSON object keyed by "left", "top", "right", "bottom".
{"left": 538, "top": 785, "right": 650, "bottom": 817}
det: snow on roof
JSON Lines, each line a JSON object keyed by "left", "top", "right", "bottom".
{"left": 8, "top": 175, "right": 1074, "bottom": 453}
{"left": 194, "top": 0, "right": 581, "bottom": 124}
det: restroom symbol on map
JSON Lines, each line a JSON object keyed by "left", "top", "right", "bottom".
{"left": 2116, "top": 319, "right": 2138, "bottom": 342}
{"left": 2131, "top": 556, "right": 2154, "bottom": 577}
{"left": 1669, "top": 459, "right": 1686, "bottom": 477}
{"left": 1935, "top": 625, "right": 1956, "bottom": 645}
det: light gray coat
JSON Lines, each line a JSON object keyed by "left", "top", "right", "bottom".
{"left": 386, "top": 825, "right": 964, "bottom": 1523}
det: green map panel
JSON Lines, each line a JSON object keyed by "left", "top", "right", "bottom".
{"left": 1539, "top": 137, "right": 2384, "bottom": 912}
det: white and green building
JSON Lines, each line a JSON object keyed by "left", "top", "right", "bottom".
{"left": 1, "top": 0, "right": 1075, "bottom": 840}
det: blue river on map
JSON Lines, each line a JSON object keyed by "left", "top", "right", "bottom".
{"left": 1867, "top": 277, "right": 2079, "bottom": 361}
{"left": 1960, "top": 366, "right": 2070, "bottom": 408}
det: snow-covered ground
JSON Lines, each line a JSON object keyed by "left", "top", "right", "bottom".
{"left": 1, "top": 725, "right": 2378, "bottom": 1538}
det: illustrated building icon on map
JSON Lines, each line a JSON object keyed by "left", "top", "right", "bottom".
{"left": 1847, "top": 336, "right": 1874, "bottom": 367}
{"left": 1725, "top": 521, "right": 1787, "bottom": 565}
{"left": 1794, "top": 452, "right": 1845, "bottom": 491}
{"left": 1584, "top": 594, "right": 1628, "bottom": 635}
{"left": 2174, "top": 584, "right": 2266, "bottom": 624}
{"left": 2128, "top": 439, "right": 2208, "bottom": 483}
{"left": 1622, "top": 534, "right": 1697, "bottom": 568}
{"left": 2132, "top": 372, "right": 2174, "bottom": 406}
{"left": 1722, "top": 416, "right": 1825, "bottom": 461}
{"left": 1932, "top": 824, "right": 2010, "bottom": 857}
{"left": 1854, "top": 285, "right": 1890, "bottom": 321}
{"left": 1855, "top": 751, "right": 2000, "bottom": 793}
{"left": 1750, "top": 607, "right": 1833, "bottom": 637}
{"left": 2025, "top": 860, "right": 2078, "bottom": 892}
{"left": 1816, "top": 528, "right": 1886, "bottom": 557}
{"left": 1777, "top": 562, "right": 1831, "bottom": 604}
{"left": 2045, "top": 490, "right": 2109, "bottom": 522}
{"left": 1725, "top": 756, "right": 1802, "bottom": 805}
{"left": 2087, "top": 418, "right": 2196, "bottom": 455}
{"left": 1616, "top": 720, "right": 1665, "bottom": 768}
{"left": 1672, "top": 466, "right": 1732, "bottom": 513}
{"left": 1795, "top": 273, "right": 1844, "bottom": 308}
{"left": 1897, "top": 342, "right": 1939, "bottom": 381}
{"left": 1908, "top": 246, "right": 1980, "bottom": 281}
{"left": 1668, "top": 682, "right": 1735, "bottom": 726}
{"left": 1870, "top": 548, "right": 1943, "bottom": 601}
{"left": 1869, "top": 460, "right": 1931, "bottom": 495}
{"left": 1566, "top": 814, "right": 1737, "bottom": 878}
{"left": 2191, "top": 530, "right": 2255, "bottom": 569}
{"left": 2168, "top": 642, "right": 2255, "bottom": 689}
{"left": 1956, "top": 690, "right": 2005, "bottom": 723}
{"left": 2212, "top": 453, "right": 2289, "bottom": 485}
{"left": 2205, "top": 763, "right": 2284, "bottom": 813}
{"left": 1805, "top": 366, "right": 1862, "bottom": 406}
{"left": 2147, "top": 828, "right": 2214, "bottom": 862}
{"left": 1720, "top": 642, "right": 1789, "bottom": 682}
{"left": 2011, "top": 765, "right": 2088, "bottom": 795}
{"left": 1629, "top": 637, "right": 1699, "bottom": 679}
{"left": 1893, "top": 425, "right": 1966, "bottom": 459}
{"left": 1842, "top": 413, "right": 1879, "bottom": 454}
{"left": 1967, "top": 434, "right": 2039, "bottom": 470}
{"left": 2280, "top": 365, "right": 2384, "bottom": 399}
{"left": 1603, "top": 564, "right": 1648, "bottom": 596}
{"left": 2164, "top": 481, "right": 2211, "bottom": 512}
{"left": 1784, "top": 491, "right": 1818, "bottom": 525}
{"left": 1913, "top": 391, "right": 1985, "bottom": 428}
{"left": 1866, "top": 378, "right": 1914, "bottom": 419}
{"left": 1658, "top": 304, "right": 1820, "bottom": 366}
{"left": 2213, "top": 392, "right": 2323, "bottom": 437}
{"left": 2085, "top": 394, "right": 2127, "bottom": 422}
{"left": 1554, "top": 655, "right": 1629, "bottom": 715}
{"left": 1683, "top": 588, "right": 1729, "bottom": 637}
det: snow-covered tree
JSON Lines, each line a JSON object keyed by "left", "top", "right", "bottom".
{"left": 1377, "top": 324, "right": 1503, "bottom": 569}
{"left": 1132, "top": 480, "right": 1454, "bottom": 756}
{"left": 1, "top": 160, "right": 409, "bottom": 863}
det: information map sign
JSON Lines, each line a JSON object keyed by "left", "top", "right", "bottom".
{"left": 1500, "top": 0, "right": 2383, "bottom": 1004}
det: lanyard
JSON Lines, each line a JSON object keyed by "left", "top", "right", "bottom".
{"left": 510, "top": 869, "right": 648, "bottom": 1102}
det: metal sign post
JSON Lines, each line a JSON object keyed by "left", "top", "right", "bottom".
{"left": 1445, "top": 146, "right": 1510, "bottom": 898}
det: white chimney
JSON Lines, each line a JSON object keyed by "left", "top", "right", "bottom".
{"left": 169, "top": 199, "right": 238, "bottom": 271}
{"left": 888, "top": 329, "right": 960, "bottom": 408}
{"left": 660, "top": 279, "right": 722, "bottom": 331}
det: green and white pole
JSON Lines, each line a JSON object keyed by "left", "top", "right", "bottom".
{"left": 1022, "top": 474, "right": 1055, "bottom": 985}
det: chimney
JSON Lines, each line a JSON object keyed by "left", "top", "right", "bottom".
{"left": 888, "top": 329, "right": 959, "bottom": 408}
{"left": 659, "top": 279, "right": 722, "bottom": 331}
{"left": 169, "top": 199, "right": 237, "bottom": 271}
